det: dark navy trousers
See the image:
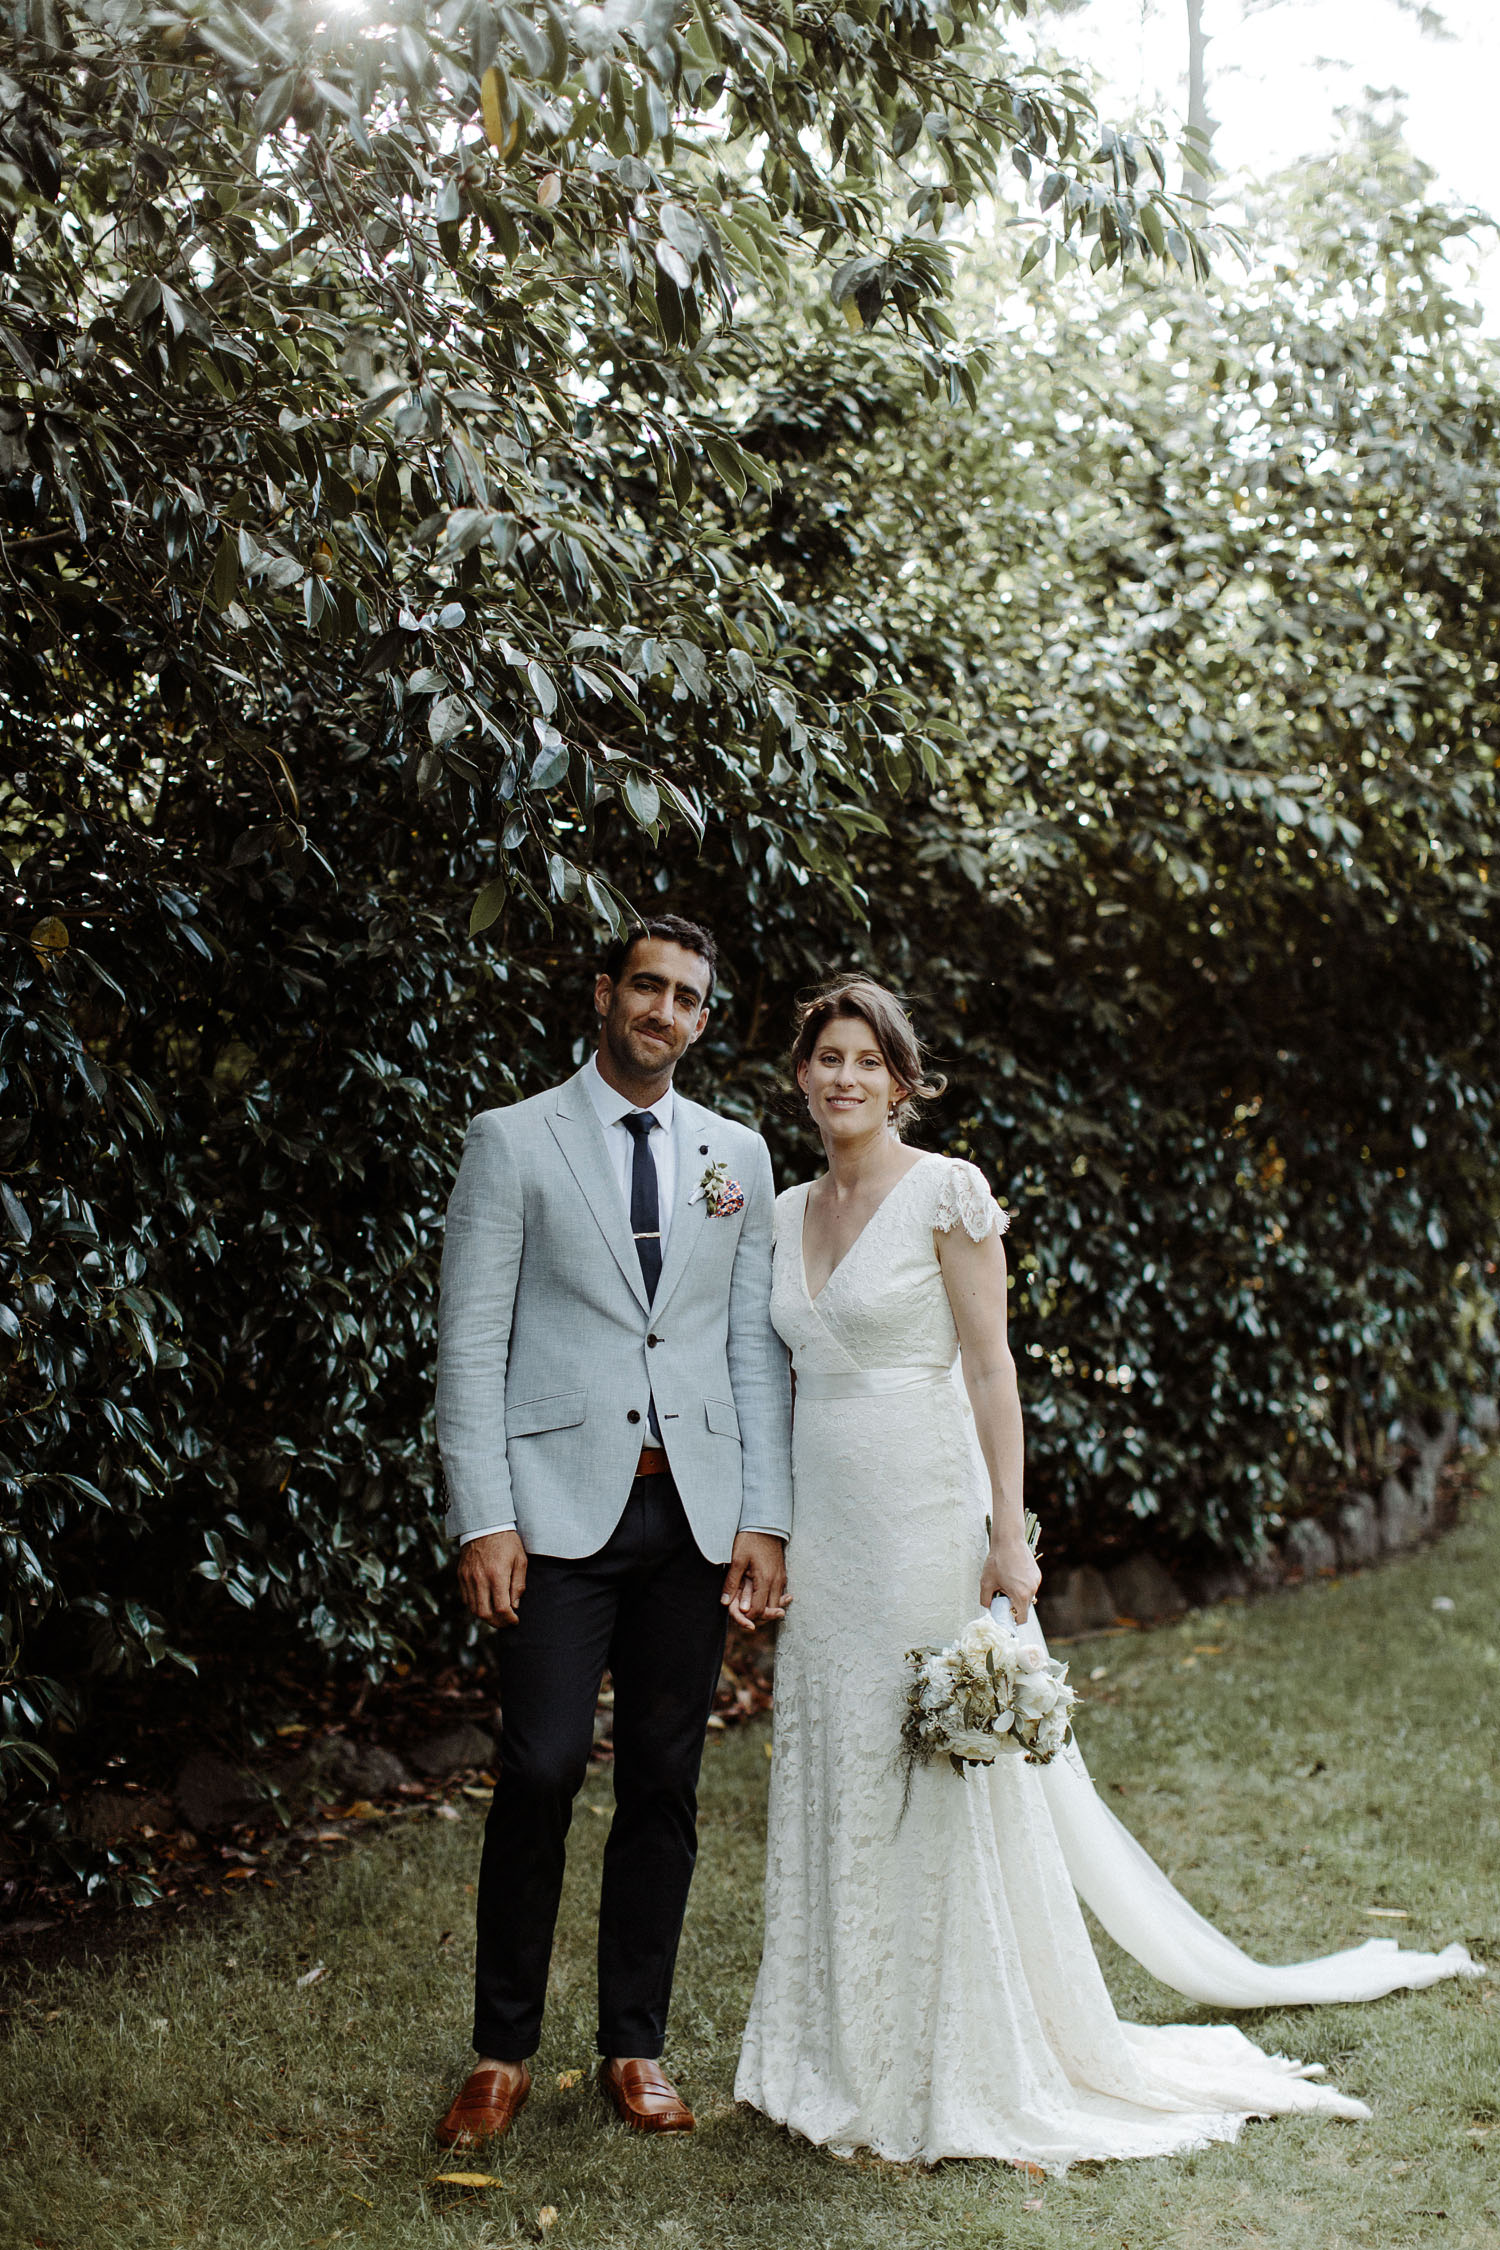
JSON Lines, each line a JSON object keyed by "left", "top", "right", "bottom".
{"left": 473, "top": 1472, "right": 727, "bottom": 2061}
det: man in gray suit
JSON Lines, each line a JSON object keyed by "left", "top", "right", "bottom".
{"left": 433, "top": 915, "right": 792, "bottom": 2146}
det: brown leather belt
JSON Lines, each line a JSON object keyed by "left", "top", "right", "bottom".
{"left": 635, "top": 1446, "right": 669, "bottom": 1480}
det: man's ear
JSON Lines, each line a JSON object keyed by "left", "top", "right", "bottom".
{"left": 593, "top": 972, "right": 613, "bottom": 1020}
{"left": 686, "top": 1004, "right": 710, "bottom": 1045}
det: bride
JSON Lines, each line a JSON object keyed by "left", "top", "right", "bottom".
{"left": 734, "top": 975, "right": 1479, "bottom": 2170}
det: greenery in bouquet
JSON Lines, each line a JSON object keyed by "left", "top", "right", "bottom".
{"left": 901, "top": 1514, "right": 1075, "bottom": 1796}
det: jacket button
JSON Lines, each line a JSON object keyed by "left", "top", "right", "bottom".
{"left": 627, "top": 1409, "right": 641, "bottom": 1424}
{"left": 647, "top": 1333, "right": 659, "bottom": 1348}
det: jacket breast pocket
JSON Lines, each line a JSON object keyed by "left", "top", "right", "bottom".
{"left": 508, "top": 1391, "right": 587, "bottom": 1438}
{"left": 704, "top": 1397, "right": 741, "bottom": 1443}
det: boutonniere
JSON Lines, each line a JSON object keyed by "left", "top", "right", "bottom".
{"left": 689, "top": 1158, "right": 745, "bottom": 1217}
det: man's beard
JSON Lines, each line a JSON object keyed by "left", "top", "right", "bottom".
{"left": 603, "top": 1012, "right": 680, "bottom": 1082}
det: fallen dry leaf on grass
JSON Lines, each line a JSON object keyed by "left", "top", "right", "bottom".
{"left": 295, "top": 1961, "right": 328, "bottom": 1987}
{"left": 1022, "top": 2197, "right": 1044, "bottom": 2210}
{"left": 556, "top": 2069, "right": 583, "bottom": 2090}
{"left": 432, "top": 2171, "right": 502, "bottom": 2189}
{"left": 538, "top": 2210, "right": 559, "bottom": 2235}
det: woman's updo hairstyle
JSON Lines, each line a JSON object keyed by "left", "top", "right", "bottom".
{"left": 789, "top": 977, "right": 946, "bottom": 1135}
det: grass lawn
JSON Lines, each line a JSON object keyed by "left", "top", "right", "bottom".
{"left": 3, "top": 1466, "right": 1498, "bottom": 2250}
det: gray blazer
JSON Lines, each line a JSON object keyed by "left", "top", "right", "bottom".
{"left": 435, "top": 1065, "right": 793, "bottom": 1562}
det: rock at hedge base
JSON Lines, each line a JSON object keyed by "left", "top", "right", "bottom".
{"left": 1192, "top": 1560, "right": 1249, "bottom": 1606}
{"left": 1284, "top": 1519, "right": 1339, "bottom": 1576}
{"left": 70, "top": 1790, "right": 175, "bottom": 1846}
{"left": 303, "top": 1738, "right": 412, "bottom": 1800}
{"left": 1378, "top": 1475, "right": 1426, "bottom": 1551}
{"left": 408, "top": 1723, "right": 496, "bottom": 1778}
{"left": 1336, "top": 1495, "right": 1382, "bottom": 1568}
{"left": 173, "top": 1752, "right": 266, "bottom": 1833}
{"left": 1038, "top": 1565, "right": 1119, "bottom": 1639}
{"left": 1105, "top": 1554, "right": 1186, "bottom": 1623}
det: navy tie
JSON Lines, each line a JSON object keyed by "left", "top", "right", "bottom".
{"left": 623, "top": 1112, "right": 662, "bottom": 1445}
{"left": 623, "top": 1112, "right": 662, "bottom": 1298}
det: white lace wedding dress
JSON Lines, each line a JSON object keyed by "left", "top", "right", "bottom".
{"left": 734, "top": 1153, "right": 1479, "bottom": 2170}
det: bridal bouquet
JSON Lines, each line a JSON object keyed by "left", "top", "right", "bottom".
{"left": 901, "top": 1516, "right": 1077, "bottom": 1788}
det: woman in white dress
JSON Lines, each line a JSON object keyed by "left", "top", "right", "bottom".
{"left": 735, "top": 976, "right": 1478, "bottom": 2171}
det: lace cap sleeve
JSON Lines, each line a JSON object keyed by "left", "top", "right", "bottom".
{"left": 932, "top": 1158, "right": 1010, "bottom": 1243}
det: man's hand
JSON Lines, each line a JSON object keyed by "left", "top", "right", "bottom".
{"left": 721, "top": 1532, "right": 789, "bottom": 1632}
{"left": 458, "top": 1529, "right": 529, "bottom": 1627}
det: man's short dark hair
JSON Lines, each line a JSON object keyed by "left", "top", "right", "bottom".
{"left": 602, "top": 914, "right": 717, "bottom": 999}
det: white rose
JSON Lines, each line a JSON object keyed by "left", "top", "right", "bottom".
{"left": 959, "top": 1618, "right": 1004, "bottom": 1665}
{"left": 1016, "top": 1674, "right": 1060, "bottom": 1718}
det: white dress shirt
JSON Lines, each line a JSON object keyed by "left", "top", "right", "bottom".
{"left": 459, "top": 1055, "right": 675, "bottom": 1545}
{"left": 581, "top": 1050, "right": 677, "bottom": 1246}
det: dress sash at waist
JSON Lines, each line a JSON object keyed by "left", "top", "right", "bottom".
{"left": 794, "top": 1363, "right": 956, "bottom": 1402}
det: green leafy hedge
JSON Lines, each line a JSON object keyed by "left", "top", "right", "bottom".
{"left": 0, "top": 0, "right": 1207, "bottom": 1883}
{"left": 0, "top": 0, "right": 1495, "bottom": 1895}
{"left": 708, "top": 125, "right": 1500, "bottom": 1561}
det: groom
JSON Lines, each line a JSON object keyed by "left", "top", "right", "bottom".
{"left": 433, "top": 914, "right": 792, "bottom": 2144}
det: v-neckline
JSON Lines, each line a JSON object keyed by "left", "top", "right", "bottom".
{"left": 798, "top": 1152, "right": 939, "bottom": 1306}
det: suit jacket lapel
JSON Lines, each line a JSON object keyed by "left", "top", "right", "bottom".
{"left": 650, "top": 1098, "right": 712, "bottom": 1319}
{"left": 546, "top": 1070, "right": 651, "bottom": 1313}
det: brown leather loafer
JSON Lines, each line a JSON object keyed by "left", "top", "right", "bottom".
{"left": 435, "top": 2062, "right": 531, "bottom": 2147}
{"left": 598, "top": 2057, "right": 695, "bottom": 2133}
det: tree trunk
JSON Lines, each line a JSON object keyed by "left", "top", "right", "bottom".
{"left": 1183, "top": 0, "right": 1214, "bottom": 207}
